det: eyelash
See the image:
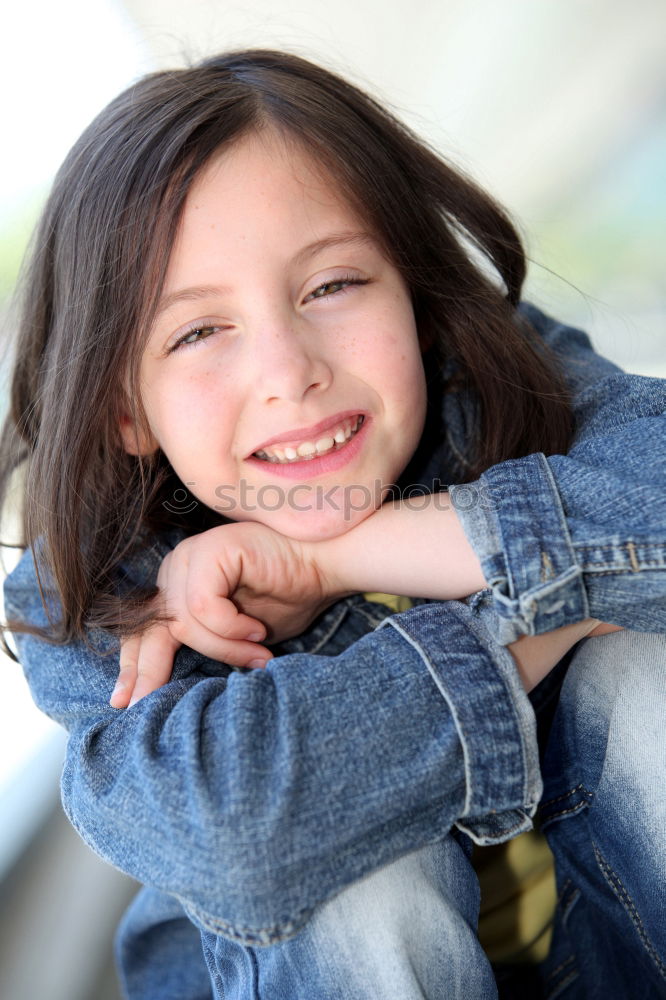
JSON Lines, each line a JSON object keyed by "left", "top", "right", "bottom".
{"left": 302, "top": 275, "right": 369, "bottom": 303}
{"left": 170, "top": 275, "right": 369, "bottom": 352}
{"left": 171, "top": 322, "right": 224, "bottom": 352}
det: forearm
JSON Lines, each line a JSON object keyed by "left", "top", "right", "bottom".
{"left": 317, "top": 494, "right": 487, "bottom": 601}
{"left": 309, "top": 487, "right": 620, "bottom": 695}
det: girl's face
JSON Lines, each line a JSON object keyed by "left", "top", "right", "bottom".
{"left": 122, "top": 131, "right": 427, "bottom": 540}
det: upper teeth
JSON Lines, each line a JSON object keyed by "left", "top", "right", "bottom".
{"left": 255, "top": 416, "right": 364, "bottom": 463}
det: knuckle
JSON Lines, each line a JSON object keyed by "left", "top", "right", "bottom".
{"left": 188, "top": 591, "right": 210, "bottom": 618}
{"left": 137, "top": 659, "right": 166, "bottom": 682}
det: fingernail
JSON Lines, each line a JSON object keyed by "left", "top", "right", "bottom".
{"left": 247, "top": 632, "right": 264, "bottom": 642}
{"left": 109, "top": 682, "right": 126, "bottom": 705}
{"left": 248, "top": 658, "right": 268, "bottom": 669}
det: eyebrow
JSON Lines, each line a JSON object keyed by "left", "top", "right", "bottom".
{"left": 155, "top": 283, "right": 232, "bottom": 318}
{"left": 292, "top": 231, "right": 376, "bottom": 266}
{"left": 154, "top": 231, "right": 376, "bottom": 317}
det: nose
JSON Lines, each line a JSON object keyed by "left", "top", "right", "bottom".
{"left": 252, "top": 319, "right": 333, "bottom": 404}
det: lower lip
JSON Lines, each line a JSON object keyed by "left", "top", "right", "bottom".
{"left": 246, "top": 417, "right": 370, "bottom": 480}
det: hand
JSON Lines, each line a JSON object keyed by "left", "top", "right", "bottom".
{"left": 508, "top": 619, "right": 624, "bottom": 693}
{"left": 111, "top": 521, "right": 339, "bottom": 709}
{"left": 586, "top": 622, "right": 624, "bottom": 638}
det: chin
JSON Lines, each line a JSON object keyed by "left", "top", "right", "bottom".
{"left": 267, "top": 504, "right": 377, "bottom": 543}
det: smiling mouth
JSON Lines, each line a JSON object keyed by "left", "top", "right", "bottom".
{"left": 253, "top": 415, "right": 365, "bottom": 464}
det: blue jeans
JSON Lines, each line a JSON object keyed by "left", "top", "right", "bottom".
{"left": 538, "top": 631, "right": 666, "bottom": 999}
{"left": 116, "top": 632, "right": 666, "bottom": 998}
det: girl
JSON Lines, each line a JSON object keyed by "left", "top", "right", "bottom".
{"left": 2, "top": 50, "right": 664, "bottom": 999}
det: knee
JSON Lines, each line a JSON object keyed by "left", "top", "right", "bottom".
{"left": 559, "top": 631, "right": 666, "bottom": 827}
{"left": 280, "top": 841, "right": 494, "bottom": 999}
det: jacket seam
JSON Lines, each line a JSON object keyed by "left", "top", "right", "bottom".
{"left": 593, "top": 843, "right": 666, "bottom": 981}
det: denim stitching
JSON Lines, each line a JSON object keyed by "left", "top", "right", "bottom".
{"left": 281, "top": 596, "right": 358, "bottom": 655}
{"left": 557, "top": 877, "right": 573, "bottom": 902}
{"left": 492, "top": 816, "right": 532, "bottom": 837}
{"left": 542, "top": 801, "right": 589, "bottom": 822}
{"left": 202, "top": 938, "right": 227, "bottom": 998}
{"left": 180, "top": 897, "right": 314, "bottom": 945}
{"left": 576, "top": 541, "right": 666, "bottom": 554}
{"left": 354, "top": 606, "right": 391, "bottom": 629}
{"left": 584, "top": 566, "right": 666, "bottom": 575}
{"left": 306, "top": 603, "right": 353, "bottom": 654}
{"left": 540, "top": 785, "right": 592, "bottom": 826}
{"left": 248, "top": 948, "right": 260, "bottom": 1000}
{"left": 626, "top": 541, "right": 641, "bottom": 572}
{"left": 545, "top": 953, "right": 576, "bottom": 982}
{"left": 457, "top": 812, "right": 532, "bottom": 843}
{"left": 545, "top": 969, "right": 578, "bottom": 1000}
{"left": 560, "top": 887, "right": 581, "bottom": 925}
{"left": 541, "top": 784, "right": 588, "bottom": 808}
{"left": 593, "top": 844, "right": 666, "bottom": 980}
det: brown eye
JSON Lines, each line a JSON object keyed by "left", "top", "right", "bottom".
{"left": 303, "top": 277, "right": 369, "bottom": 304}
{"left": 309, "top": 280, "right": 347, "bottom": 299}
{"left": 172, "top": 324, "right": 221, "bottom": 351}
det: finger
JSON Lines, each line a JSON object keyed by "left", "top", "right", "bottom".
{"left": 128, "top": 624, "right": 182, "bottom": 707}
{"left": 164, "top": 538, "right": 268, "bottom": 644}
{"left": 185, "top": 545, "right": 266, "bottom": 641}
{"left": 110, "top": 635, "right": 141, "bottom": 708}
{"left": 128, "top": 630, "right": 272, "bottom": 707}
{"left": 160, "top": 544, "right": 266, "bottom": 643}
{"left": 219, "top": 638, "right": 273, "bottom": 669}
{"left": 586, "top": 622, "right": 624, "bottom": 637}
{"left": 166, "top": 622, "right": 273, "bottom": 669}
{"left": 182, "top": 604, "right": 267, "bottom": 643}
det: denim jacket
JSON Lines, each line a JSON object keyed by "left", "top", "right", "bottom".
{"left": 4, "top": 303, "right": 666, "bottom": 950}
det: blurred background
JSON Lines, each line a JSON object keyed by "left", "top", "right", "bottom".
{"left": 1, "top": 1, "right": 664, "bottom": 996}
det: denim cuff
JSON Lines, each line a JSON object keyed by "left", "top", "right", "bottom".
{"left": 383, "top": 599, "right": 542, "bottom": 845}
{"left": 451, "top": 452, "right": 590, "bottom": 645}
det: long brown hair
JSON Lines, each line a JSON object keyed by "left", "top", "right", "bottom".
{"left": 0, "top": 49, "right": 573, "bottom": 644}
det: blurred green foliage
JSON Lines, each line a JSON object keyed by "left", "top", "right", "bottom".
{"left": 0, "top": 195, "right": 45, "bottom": 307}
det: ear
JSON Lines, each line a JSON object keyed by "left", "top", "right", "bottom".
{"left": 118, "top": 411, "right": 159, "bottom": 456}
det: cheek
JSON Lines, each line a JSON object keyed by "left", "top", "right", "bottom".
{"left": 142, "top": 372, "right": 237, "bottom": 464}
{"left": 386, "top": 328, "right": 429, "bottom": 440}
{"left": 374, "top": 317, "right": 427, "bottom": 406}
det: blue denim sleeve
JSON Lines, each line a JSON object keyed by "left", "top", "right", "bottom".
{"left": 4, "top": 555, "right": 539, "bottom": 944}
{"left": 450, "top": 302, "right": 666, "bottom": 643}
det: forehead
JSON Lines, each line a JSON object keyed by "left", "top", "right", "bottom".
{"left": 178, "top": 130, "right": 365, "bottom": 248}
